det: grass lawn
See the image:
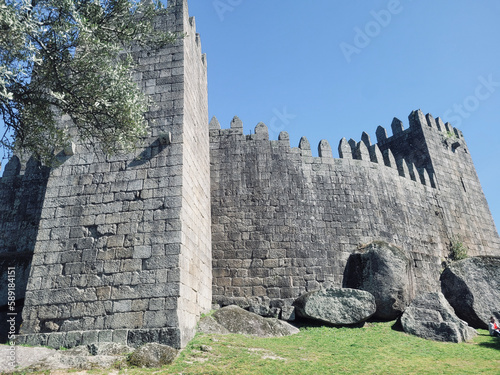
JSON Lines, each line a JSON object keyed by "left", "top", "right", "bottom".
{"left": 120, "top": 321, "right": 500, "bottom": 375}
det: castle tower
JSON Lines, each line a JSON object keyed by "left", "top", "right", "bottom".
{"left": 10, "top": 0, "right": 210, "bottom": 349}
{"left": 376, "top": 110, "right": 500, "bottom": 256}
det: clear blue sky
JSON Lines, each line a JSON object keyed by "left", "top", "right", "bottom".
{"left": 187, "top": 0, "right": 500, "bottom": 230}
{"left": 1, "top": 0, "right": 499, "bottom": 231}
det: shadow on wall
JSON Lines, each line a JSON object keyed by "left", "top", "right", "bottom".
{"left": 0, "top": 156, "right": 50, "bottom": 343}
{"left": 128, "top": 135, "right": 171, "bottom": 168}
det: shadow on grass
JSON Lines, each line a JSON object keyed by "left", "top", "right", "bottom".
{"left": 291, "top": 317, "right": 368, "bottom": 329}
{"left": 478, "top": 339, "right": 500, "bottom": 350}
{"left": 390, "top": 319, "right": 404, "bottom": 332}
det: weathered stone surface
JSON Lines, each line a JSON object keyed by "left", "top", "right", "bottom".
{"left": 440, "top": 256, "right": 500, "bottom": 329}
{"left": 128, "top": 343, "right": 178, "bottom": 368}
{"left": 197, "top": 315, "right": 230, "bottom": 335}
{"left": 88, "top": 342, "right": 132, "bottom": 356}
{"left": 280, "top": 305, "right": 296, "bottom": 321}
{"left": 400, "top": 292, "right": 476, "bottom": 343}
{"left": 338, "top": 137, "right": 353, "bottom": 159}
{"left": 0, "top": 345, "right": 128, "bottom": 373}
{"left": 248, "top": 304, "right": 280, "bottom": 318}
{"left": 210, "top": 305, "right": 299, "bottom": 337}
{"left": 343, "top": 241, "right": 414, "bottom": 320}
{"left": 0, "top": 346, "right": 55, "bottom": 373}
{"left": 293, "top": 288, "right": 376, "bottom": 325}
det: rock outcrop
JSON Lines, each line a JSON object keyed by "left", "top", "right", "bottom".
{"left": 199, "top": 305, "right": 299, "bottom": 337}
{"left": 1, "top": 344, "right": 132, "bottom": 372}
{"left": 343, "top": 241, "right": 414, "bottom": 320}
{"left": 293, "top": 288, "right": 376, "bottom": 325}
{"left": 440, "top": 256, "right": 500, "bottom": 329}
{"left": 0, "top": 342, "right": 178, "bottom": 372}
{"left": 400, "top": 292, "right": 476, "bottom": 343}
{"left": 128, "top": 343, "right": 178, "bottom": 368}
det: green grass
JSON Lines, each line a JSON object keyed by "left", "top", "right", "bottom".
{"left": 125, "top": 322, "right": 500, "bottom": 375}
{"left": 13, "top": 322, "right": 500, "bottom": 374}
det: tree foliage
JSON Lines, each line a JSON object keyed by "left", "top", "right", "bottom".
{"left": 0, "top": 0, "right": 176, "bottom": 164}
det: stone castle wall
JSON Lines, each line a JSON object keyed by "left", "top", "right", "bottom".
{"left": 1, "top": 0, "right": 499, "bottom": 349}
{"left": 209, "top": 111, "right": 500, "bottom": 313}
{"left": 378, "top": 110, "right": 499, "bottom": 256}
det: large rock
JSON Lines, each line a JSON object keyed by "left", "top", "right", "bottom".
{"left": 205, "top": 305, "right": 299, "bottom": 337}
{"left": 343, "top": 241, "right": 414, "bottom": 320}
{"left": 293, "top": 288, "right": 376, "bottom": 325}
{"left": 400, "top": 292, "right": 476, "bottom": 343}
{"left": 440, "top": 256, "right": 500, "bottom": 329}
{"left": 127, "top": 343, "right": 178, "bottom": 368}
{"left": 197, "top": 315, "right": 231, "bottom": 335}
{"left": 0, "top": 346, "right": 56, "bottom": 373}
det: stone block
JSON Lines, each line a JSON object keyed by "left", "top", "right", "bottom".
{"left": 107, "top": 235, "right": 125, "bottom": 248}
{"left": 113, "top": 329, "right": 129, "bottom": 345}
{"left": 25, "top": 334, "right": 49, "bottom": 347}
{"left": 99, "top": 330, "right": 113, "bottom": 343}
{"left": 143, "top": 310, "right": 177, "bottom": 328}
{"left": 133, "top": 245, "right": 152, "bottom": 259}
{"left": 149, "top": 298, "right": 165, "bottom": 311}
{"left": 103, "top": 260, "right": 121, "bottom": 273}
{"left": 47, "top": 333, "right": 65, "bottom": 349}
{"left": 132, "top": 299, "right": 149, "bottom": 312}
{"left": 113, "top": 300, "right": 132, "bottom": 313}
{"left": 144, "top": 255, "right": 178, "bottom": 270}
{"left": 69, "top": 227, "right": 85, "bottom": 238}
{"left": 63, "top": 331, "right": 84, "bottom": 348}
{"left": 113, "top": 272, "right": 133, "bottom": 285}
{"left": 106, "top": 312, "right": 144, "bottom": 330}
{"left": 82, "top": 330, "right": 99, "bottom": 345}
{"left": 37, "top": 305, "right": 60, "bottom": 320}
{"left": 127, "top": 329, "right": 160, "bottom": 349}
{"left": 115, "top": 247, "right": 134, "bottom": 259}
{"left": 121, "top": 259, "right": 143, "bottom": 272}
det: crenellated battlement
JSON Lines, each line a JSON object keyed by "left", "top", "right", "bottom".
{"left": 209, "top": 110, "right": 449, "bottom": 189}
{"left": 0, "top": 155, "right": 52, "bottom": 181}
